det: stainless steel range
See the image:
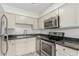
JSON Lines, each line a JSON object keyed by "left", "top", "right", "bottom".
{"left": 41, "top": 39, "right": 55, "bottom": 56}
{"left": 41, "top": 32, "right": 64, "bottom": 56}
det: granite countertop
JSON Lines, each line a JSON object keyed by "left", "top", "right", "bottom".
{"left": 7, "top": 34, "right": 51, "bottom": 40}
{"left": 1, "top": 33, "right": 79, "bottom": 50}
{"left": 55, "top": 40, "right": 79, "bottom": 50}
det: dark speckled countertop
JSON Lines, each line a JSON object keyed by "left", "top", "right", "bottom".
{"left": 1, "top": 34, "right": 79, "bottom": 50}
{"left": 55, "top": 39, "right": 79, "bottom": 50}
{"left": 8, "top": 34, "right": 50, "bottom": 39}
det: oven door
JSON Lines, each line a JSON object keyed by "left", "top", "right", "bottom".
{"left": 41, "top": 40, "right": 55, "bottom": 56}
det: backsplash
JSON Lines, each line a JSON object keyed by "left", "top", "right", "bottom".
{"left": 8, "top": 24, "right": 41, "bottom": 34}
{"left": 8, "top": 24, "right": 79, "bottom": 38}
{"left": 40, "top": 28, "right": 79, "bottom": 38}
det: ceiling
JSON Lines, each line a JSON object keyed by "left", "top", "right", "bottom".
{"left": 4, "top": 3, "right": 53, "bottom": 14}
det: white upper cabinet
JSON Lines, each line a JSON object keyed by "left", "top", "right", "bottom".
{"left": 59, "top": 4, "right": 77, "bottom": 28}
{"left": 15, "top": 15, "right": 38, "bottom": 29}
{"left": 16, "top": 15, "right": 29, "bottom": 24}
{"left": 76, "top": 4, "right": 79, "bottom": 26}
{"left": 16, "top": 15, "right": 32, "bottom": 24}
{"left": 39, "top": 9, "right": 58, "bottom": 29}
{"left": 32, "top": 19, "right": 38, "bottom": 29}
{"left": 5, "top": 13, "right": 16, "bottom": 29}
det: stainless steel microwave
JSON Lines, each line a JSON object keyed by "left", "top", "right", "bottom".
{"left": 44, "top": 16, "right": 59, "bottom": 29}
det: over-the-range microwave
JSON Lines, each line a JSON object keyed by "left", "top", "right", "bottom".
{"left": 44, "top": 15, "right": 60, "bottom": 29}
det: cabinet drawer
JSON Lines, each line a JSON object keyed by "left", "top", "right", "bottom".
{"left": 56, "top": 44, "right": 66, "bottom": 51}
{"left": 56, "top": 49, "right": 64, "bottom": 56}
{"left": 63, "top": 46, "right": 78, "bottom": 56}
{"left": 56, "top": 44, "right": 79, "bottom": 56}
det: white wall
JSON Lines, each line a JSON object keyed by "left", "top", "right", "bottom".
{"left": 1, "top": 4, "right": 39, "bottom": 18}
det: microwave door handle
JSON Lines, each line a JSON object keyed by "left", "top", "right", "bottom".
{"left": 0, "top": 14, "right": 8, "bottom": 56}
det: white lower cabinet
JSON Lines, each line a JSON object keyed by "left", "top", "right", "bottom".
{"left": 0, "top": 38, "right": 16, "bottom": 56}
{"left": 7, "top": 40, "right": 16, "bottom": 56}
{"left": 15, "top": 37, "right": 36, "bottom": 56}
{"left": 56, "top": 50, "right": 65, "bottom": 56}
{"left": 56, "top": 44, "right": 79, "bottom": 56}
{"left": 56, "top": 49, "right": 70, "bottom": 56}
{"left": 0, "top": 37, "right": 36, "bottom": 56}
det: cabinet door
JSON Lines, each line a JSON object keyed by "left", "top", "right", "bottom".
{"left": 62, "top": 46, "right": 78, "bottom": 56}
{"left": 56, "top": 44, "right": 78, "bottom": 56}
{"left": 15, "top": 15, "right": 38, "bottom": 29}
{"left": 16, "top": 15, "right": 32, "bottom": 24}
{"left": 15, "top": 38, "right": 27, "bottom": 56}
{"left": 56, "top": 45, "right": 70, "bottom": 56}
{"left": 56, "top": 50, "right": 64, "bottom": 56}
{"left": 32, "top": 19, "right": 38, "bottom": 29}
{"left": 16, "top": 15, "right": 27, "bottom": 24}
{"left": 76, "top": 4, "right": 79, "bottom": 26}
{"left": 0, "top": 38, "right": 16, "bottom": 56}
{"left": 6, "top": 13, "right": 15, "bottom": 29}
{"left": 7, "top": 40, "right": 16, "bottom": 56}
{"left": 25, "top": 38, "right": 36, "bottom": 54}
{"left": 15, "top": 38, "right": 36, "bottom": 56}
{"left": 59, "top": 4, "right": 77, "bottom": 28}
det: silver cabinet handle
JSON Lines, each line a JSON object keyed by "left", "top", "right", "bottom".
{"left": 0, "top": 14, "right": 8, "bottom": 56}
{"left": 0, "top": 14, "right": 8, "bottom": 34}
{"left": 1, "top": 35, "right": 8, "bottom": 56}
